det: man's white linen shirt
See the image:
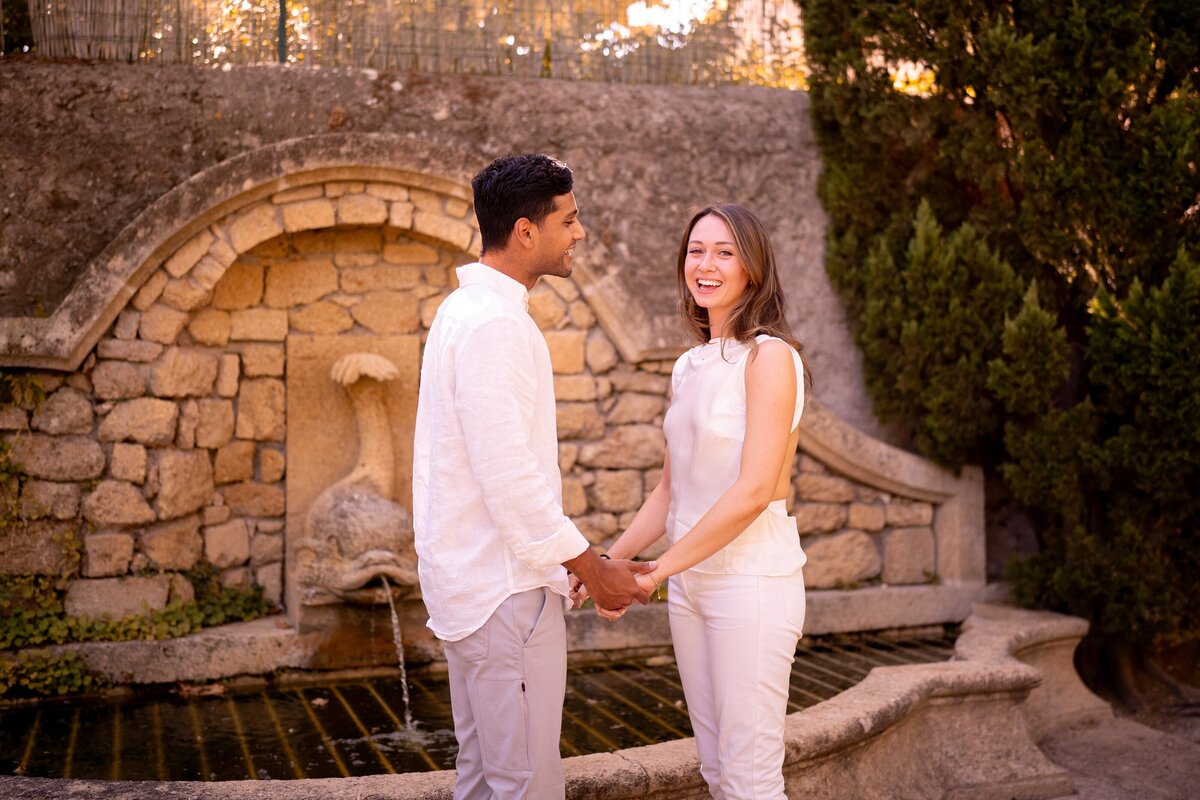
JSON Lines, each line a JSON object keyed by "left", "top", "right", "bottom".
{"left": 412, "top": 262, "right": 590, "bottom": 642}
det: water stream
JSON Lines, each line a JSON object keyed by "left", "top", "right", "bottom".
{"left": 380, "top": 575, "right": 415, "bottom": 730}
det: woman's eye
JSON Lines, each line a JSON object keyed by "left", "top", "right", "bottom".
{"left": 719, "top": 250, "right": 734, "bottom": 257}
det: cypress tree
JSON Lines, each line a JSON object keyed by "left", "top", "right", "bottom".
{"left": 801, "top": 0, "right": 1200, "bottom": 703}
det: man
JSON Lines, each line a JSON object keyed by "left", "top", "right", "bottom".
{"left": 412, "top": 153, "right": 653, "bottom": 799}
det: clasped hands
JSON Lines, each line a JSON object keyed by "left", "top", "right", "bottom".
{"left": 568, "top": 560, "right": 659, "bottom": 622}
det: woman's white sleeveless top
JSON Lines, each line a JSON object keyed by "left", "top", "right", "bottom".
{"left": 663, "top": 334, "right": 807, "bottom": 576}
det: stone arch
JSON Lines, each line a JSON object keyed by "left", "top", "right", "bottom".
{"left": 0, "top": 134, "right": 482, "bottom": 370}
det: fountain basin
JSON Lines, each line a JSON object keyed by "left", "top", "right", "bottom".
{"left": 0, "top": 603, "right": 1107, "bottom": 799}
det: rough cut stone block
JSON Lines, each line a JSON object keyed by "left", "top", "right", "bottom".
{"left": 797, "top": 454, "right": 828, "bottom": 474}
{"left": 221, "top": 566, "right": 252, "bottom": 589}
{"left": 31, "top": 388, "right": 93, "bottom": 435}
{"left": 578, "top": 425, "right": 664, "bottom": 469}
{"left": 7, "top": 434, "right": 105, "bottom": 480}
{"left": 272, "top": 185, "right": 324, "bottom": 204}
{"left": 264, "top": 258, "right": 339, "bottom": 309}
{"left": 0, "top": 520, "right": 80, "bottom": 575}
{"left": 97, "top": 339, "right": 163, "bottom": 362}
{"left": 389, "top": 201, "right": 415, "bottom": 229}
{"left": 154, "top": 450, "right": 214, "bottom": 520}
{"left": 544, "top": 330, "right": 586, "bottom": 374}
{"left": 444, "top": 197, "right": 470, "bottom": 219}
{"left": 794, "top": 502, "right": 849, "bottom": 534}
{"left": 259, "top": 448, "right": 286, "bottom": 483}
{"left": 290, "top": 301, "right": 354, "bottom": 334}
{"left": 64, "top": 575, "right": 171, "bottom": 619}
{"left": 187, "top": 309, "right": 231, "bottom": 346}
{"left": 139, "top": 304, "right": 190, "bottom": 345}
{"left": 114, "top": 310, "right": 140, "bottom": 340}
{"left": 576, "top": 512, "right": 618, "bottom": 545}
{"left": 281, "top": 198, "right": 336, "bottom": 232}
{"left": 204, "top": 519, "right": 251, "bottom": 569}
{"left": 256, "top": 562, "right": 283, "bottom": 604}
{"left": 215, "top": 441, "right": 256, "bottom": 484}
{"left": 203, "top": 505, "right": 231, "bottom": 526}
{"left": 337, "top": 194, "right": 388, "bottom": 225}
{"left": 226, "top": 204, "right": 283, "bottom": 253}
{"left": 341, "top": 265, "right": 423, "bottom": 294}
{"left": 882, "top": 526, "right": 936, "bottom": 585}
{"left": 609, "top": 370, "right": 669, "bottom": 395}
{"left": 887, "top": 499, "right": 935, "bottom": 527}
{"left": 212, "top": 262, "right": 264, "bottom": 310}
{"left": 176, "top": 399, "right": 199, "bottom": 449}
{"left": 84, "top": 532, "right": 135, "bottom": 577}
{"left": 557, "top": 403, "right": 605, "bottom": 440}
{"left": 590, "top": 470, "right": 644, "bottom": 513}
{"left": 230, "top": 308, "right": 289, "bottom": 342}
{"left": 140, "top": 515, "right": 203, "bottom": 571}
{"left": 161, "top": 278, "right": 212, "bottom": 312}
{"left": 554, "top": 375, "right": 598, "bottom": 402}
{"left": 528, "top": 290, "right": 567, "bottom": 330}
{"left": 83, "top": 480, "right": 156, "bottom": 526}
{"left": 349, "top": 291, "right": 421, "bottom": 334}
{"left": 169, "top": 573, "right": 195, "bottom": 605}
{"left": 189, "top": 255, "right": 227, "bottom": 291}
{"left": 848, "top": 503, "right": 886, "bottom": 532}
{"left": 412, "top": 210, "right": 474, "bottom": 250}
{"left": 251, "top": 532, "right": 284, "bottom": 565}
{"left": 607, "top": 393, "right": 664, "bottom": 425}
{"left": 132, "top": 270, "right": 169, "bottom": 311}
{"left": 0, "top": 404, "right": 27, "bottom": 429}
{"left": 366, "top": 183, "right": 408, "bottom": 201}
{"left": 223, "top": 482, "right": 285, "bottom": 517}
{"left": 110, "top": 442, "right": 148, "bottom": 483}
{"left": 420, "top": 294, "right": 446, "bottom": 328}
{"left": 217, "top": 354, "right": 240, "bottom": 398}
{"left": 241, "top": 344, "right": 285, "bottom": 377}
{"left": 796, "top": 474, "right": 857, "bottom": 504}
{"left": 20, "top": 479, "right": 81, "bottom": 520}
{"left": 148, "top": 348, "right": 219, "bottom": 398}
{"left": 165, "top": 230, "right": 214, "bottom": 278}
{"left": 585, "top": 331, "right": 619, "bottom": 374}
{"left": 569, "top": 300, "right": 595, "bottom": 329}
{"left": 383, "top": 242, "right": 439, "bottom": 265}
{"left": 562, "top": 477, "right": 588, "bottom": 517}
{"left": 196, "top": 399, "right": 235, "bottom": 449}
{"left": 803, "top": 530, "right": 881, "bottom": 589}
{"left": 236, "top": 379, "right": 285, "bottom": 441}
{"left": 559, "top": 443, "right": 578, "bottom": 474}
{"left": 92, "top": 361, "right": 146, "bottom": 400}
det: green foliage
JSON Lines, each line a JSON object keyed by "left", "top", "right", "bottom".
{"left": 0, "top": 651, "right": 103, "bottom": 699}
{"left": 802, "top": 0, "right": 1200, "bottom": 647}
{"left": 0, "top": 566, "right": 271, "bottom": 696}
{"left": 860, "top": 200, "right": 1022, "bottom": 465}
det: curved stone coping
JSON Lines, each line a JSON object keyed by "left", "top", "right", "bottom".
{"left": 800, "top": 399, "right": 987, "bottom": 588}
{"left": 0, "top": 132, "right": 478, "bottom": 370}
{"left": 2, "top": 603, "right": 1099, "bottom": 799}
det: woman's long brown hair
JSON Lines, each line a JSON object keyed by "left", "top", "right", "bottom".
{"left": 675, "top": 203, "right": 812, "bottom": 386}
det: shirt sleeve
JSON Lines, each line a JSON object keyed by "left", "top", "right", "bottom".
{"left": 452, "top": 316, "right": 589, "bottom": 570}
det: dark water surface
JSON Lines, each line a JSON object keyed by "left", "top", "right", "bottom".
{"left": 1, "top": 628, "right": 956, "bottom": 781}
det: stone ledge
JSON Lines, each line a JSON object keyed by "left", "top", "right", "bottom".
{"left": 2, "top": 604, "right": 1097, "bottom": 800}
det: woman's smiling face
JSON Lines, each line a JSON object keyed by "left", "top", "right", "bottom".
{"left": 684, "top": 213, "right": 751, "bottom": 336}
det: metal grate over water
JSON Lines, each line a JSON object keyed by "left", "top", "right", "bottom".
{"left": 0, "top": 628, "right": 956, "bottom": 780}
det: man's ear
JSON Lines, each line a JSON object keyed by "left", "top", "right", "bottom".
{"left": 513, "top": 217, "right": 537, "bottom": 250}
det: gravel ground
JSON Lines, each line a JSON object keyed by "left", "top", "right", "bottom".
{"left": 1041, "top": 705, "right": 1200, "bottom": 800}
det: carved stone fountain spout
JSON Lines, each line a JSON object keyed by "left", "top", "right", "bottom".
{"left": 294, "top": 352, "right": 418, "bottom": 605}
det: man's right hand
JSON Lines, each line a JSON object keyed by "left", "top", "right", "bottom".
{"left": 564, "top": 550, "right": 655, "bottom": 611}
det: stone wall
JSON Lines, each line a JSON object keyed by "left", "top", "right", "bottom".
{"left": 0, "top": 169, "right": 972, "bottom": 628}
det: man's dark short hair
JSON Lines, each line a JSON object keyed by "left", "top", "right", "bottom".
{"left": 471, "top": 154, "right": 574, "bottom": 254}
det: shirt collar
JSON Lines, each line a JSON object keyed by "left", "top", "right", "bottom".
{"left": 456, "top": 262, "right": 530, "bottom": 311}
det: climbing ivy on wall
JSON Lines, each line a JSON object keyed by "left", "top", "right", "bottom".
{"left": 799, "top": 0, "right": 1200, "bottom": 690}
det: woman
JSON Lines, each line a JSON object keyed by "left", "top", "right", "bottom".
{"left": 585, "top": 203, "right": 809, "bottom": 799}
